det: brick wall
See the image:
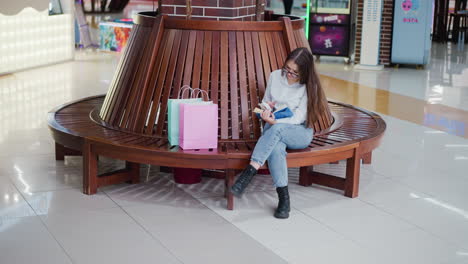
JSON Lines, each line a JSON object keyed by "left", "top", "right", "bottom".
{"left": 355, "top": 0, "right": 394, "bottom": 66}
{"left": 160, "top": 0, "right": 264, "bottom": 21}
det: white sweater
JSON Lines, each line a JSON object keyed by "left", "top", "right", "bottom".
{"left": 262, "top": 69, "right": 308, "bottom": 125}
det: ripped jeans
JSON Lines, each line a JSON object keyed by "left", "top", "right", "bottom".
{"left": 251, "top": 123, "right": 314, "bottom": 187}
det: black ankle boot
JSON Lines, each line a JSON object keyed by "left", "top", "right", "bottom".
{"left": 274, "top": 186, "right": 290, "bottom": 219}
{"left": 230, "top": 165, "right": 257, "bottom": 197}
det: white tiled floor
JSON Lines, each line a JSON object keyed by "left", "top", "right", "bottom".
{"left": 0, "top": 40, "right": 467, "bottom": 263}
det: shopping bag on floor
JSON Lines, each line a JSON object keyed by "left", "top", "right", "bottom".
{"left": 179, "top": 90, "right": 218, "bottom": 150}
{"left": 167, "top": 85, "right": 202, "bottom": 146}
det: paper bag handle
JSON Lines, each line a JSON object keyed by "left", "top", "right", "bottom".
{"left": 178, "top": 85, "right": 194, "bottom": 99}
{"left": 192, "top": 88, "right": 210, "bottom": 101}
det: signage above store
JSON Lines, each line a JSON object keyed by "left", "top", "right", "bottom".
{"left": 0, "top": 0, "right": 49, "bottom": 16}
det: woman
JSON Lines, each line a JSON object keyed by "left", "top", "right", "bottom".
{"left": 230, "top": 47, "right": 328, "bottom": 219}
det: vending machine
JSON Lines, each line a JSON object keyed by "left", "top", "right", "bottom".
{"left": 391, "top": 0, "right": 434, "bottom": 65}
{"left": 308, "top": 0, "right": 352, "bottom": 59}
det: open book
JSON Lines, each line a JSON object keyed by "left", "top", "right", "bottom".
{"left": 253, "top": 103, "right": 293, "bottom": 119}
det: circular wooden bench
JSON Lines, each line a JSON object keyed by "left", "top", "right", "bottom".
{"left": 48, "top": 12, "right": 386, "bottom": 210}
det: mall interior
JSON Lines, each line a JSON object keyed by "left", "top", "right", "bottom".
{"left": 0, "top": 0, "right": 467, "bottom": 263}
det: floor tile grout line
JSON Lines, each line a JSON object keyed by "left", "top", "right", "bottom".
{"left": 10, "top": 177, "right": 78, "bottom": 264}
{"left": 35, "top": 216, "right": 78, "bottom": 264}
{"left": 102, "top": 190, "right": 186, "bottom": 264}
{"left": 188, "top": 189, "right": 290, "bottom": 263}
{"left": 85, "top": 170, "right": 287, "bottom": 262}
{"left": 293, "top": 207, "right": 377, "bottom": 254}
{"left": 357, "top": 198, "right": 423, "bottom": 231}
{"left": 358, "top": 198, "right": 468, "bottom": 251}
{"left": 194, "top": 188, "right": 374, "bottom": 263}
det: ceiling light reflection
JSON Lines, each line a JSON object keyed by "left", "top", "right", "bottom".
{"left": 427, "top": 97, "right": 442, "bottom": 104}
{"left": 418, "top": 195, "right": 468, "bottom": 219}
{"left": 424, "top": 130, "right": 445, "bottom": 134}
{"left": 13, "top": 164, "right": 32, "bottom": 195}
{"left": 431, "top": 85, "right": 444, "bottom": 94}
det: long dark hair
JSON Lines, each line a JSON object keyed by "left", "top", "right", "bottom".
{"left": 283, "top": 47, "right": 327, "bottom": 128}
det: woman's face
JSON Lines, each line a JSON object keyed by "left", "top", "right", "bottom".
{"left": 283, "top": 60, "right": 300, "bottom": 81}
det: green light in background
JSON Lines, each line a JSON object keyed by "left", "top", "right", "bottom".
{"left": 305, "top": 0, "right": 310, "bottom": 38}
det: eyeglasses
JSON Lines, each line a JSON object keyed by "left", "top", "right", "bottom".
{"left": 282, "top": 67, "right": 300, "bottom": 78}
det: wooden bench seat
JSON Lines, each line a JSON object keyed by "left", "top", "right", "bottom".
{"left": 49, "top": 95, "right": 385, "bottom": 209}
{"left": 48, "top": 12, "right": 386, "bottom": 210}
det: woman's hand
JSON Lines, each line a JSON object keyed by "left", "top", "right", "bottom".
{"left": 261, "top": 110, "right": 276, "bottom": 125}
{"left": 267, "top": 101, "right": 276, "bottom": 110}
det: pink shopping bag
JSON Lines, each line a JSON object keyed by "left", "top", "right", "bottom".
{"left": 179, "top": 102, "right": 218, "bottom": 150}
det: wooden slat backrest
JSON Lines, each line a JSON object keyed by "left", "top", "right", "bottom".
{"left": 172, "top": 30, "right": 190, "bottom": 101}
{"left": 99, "top": 24, "right": 137, "bottom": 121}
{"left": 281, "top": 17, "right": 297, "bottom": 52}
{"left": 127, "top": 26, "right": 161, "bottom": 130}
{"left": 191, "top": 31, "right": 204, "bottom": 91}
{"left": 244, "top": 32, "right": 261, "bottom": 138}
{"left": 135, "top": 19, "right": 169, "bottom": 132}
{"left": 236, "top": 32, "right": 251, "bottom": 139}
{"left": 210, "top": 32, "right": 221, "bottom": 138}
{"left": 220, "top": 31, "right": 229, "bottom": 139}
{"left": 183, "top": 30, "right": 197, "bottom": 87}
{"left": 144, "top": 29, "right": 173, "bottom": 134}
{"left": 107, "top": 25, "right": 147, "bottom": 124}
{"left": 155, "top": 29, "right": 183, "bottom": 135}
{"left": 152, "top": 29, "right": 178, "bottom": 134}
{"left": 201, "top": 31, "right": 212, "bottom": 93}
{"left": 120, "top": 26, "right": 159, "bottom": 128}
{"left": 228, "top": 32, "right": 240, "bottom": 140}
{"left": 119, "top": 25, "right": 158, "bottom": 125}
{"left": 251, "top": 32, "right": 266, "bottom": 98}
{"left": 258, "top": 32, "right": 272, "bottom": 83}
{"left": 134, "top": 17, "right": 167, "bottom": 132}
{"left": 265, "top": 32, "right": 278, "bottom": 71}
{"left": 99, "top": 15, "right": 334, "bottom": 142}
{"left": 272, "top": 32, "right": 285, "bottom": 66}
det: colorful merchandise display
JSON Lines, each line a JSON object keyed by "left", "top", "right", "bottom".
{"left": 308, "top": 0, "right": 352, "bottom": 57}
{"left": 99, "top": 21, "right": 132, "bottom": 52}
{"left": 309, "top": 14, "right": 350, "bottom": 56}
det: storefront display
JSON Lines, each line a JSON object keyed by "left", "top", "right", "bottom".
{"left": 308, "top": 0, "right": 352, "bottom": 58}
{"left": 99, "top": 21, "right": 132, "bottom": 52}
{"left": 309, "top": 14, "right": 350, "bottom": 56}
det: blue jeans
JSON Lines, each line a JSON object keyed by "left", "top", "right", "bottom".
{"left": 251, "top": 123, "right": 314, "bottom": 187}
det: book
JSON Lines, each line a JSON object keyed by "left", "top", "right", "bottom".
{"left": 253, "top": 103, "right": 293, "bottom": 119}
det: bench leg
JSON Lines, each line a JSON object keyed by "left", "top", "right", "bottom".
{"left": 126, "top": 161, "right": 140, "bottom": 184}
{"left": 345, "top": 149, "right": 360, "bottom": 198}
{"left": 299, "top": 166, "right": 313, "bottom": 186}
{"left": 83, "top": 140, "right": 98, "bottom": 195}
{"left": 362, "top": 152, "right": 372, "bottom": 164}
{"left": 55, "top": 142, "right": 81, "bottom": 161}
{"left": 225, "top": 170, "right": 235, "bottom": 210}
{"left": 55, "top": 143, "right": 66, "bottom": 161}
{"left": 299, "top": 150, "right": 361, "bottom": 198}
